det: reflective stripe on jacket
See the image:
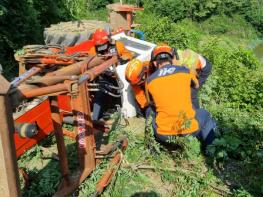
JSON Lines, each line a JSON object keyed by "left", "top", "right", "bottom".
{"left": 173, "top": 49, "right": 207, "bottom": 75}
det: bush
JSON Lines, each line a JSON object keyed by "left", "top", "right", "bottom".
{"left": 201, "top": 14, "right": 258, "bottom": 39}
{"left": 0, "top": 0, "right": 71, "bottom": 79}
{"left": 199, "top": 38, "right": 263, "bottom": 110}
{"left": 138, "top": 13, "right": 263, "bottom": 167}
{"left": 142, "top": 0, "right": 263, "bottom": 34}
{"left": 87, "top": 0, "right": 113, "bottom": 10}
{"left": 243, "top": 2, "right": 263, "bottom": 33}
{"left": 137, "top": 14, "right": 201, "bottom": 49}
{"left": 199, "top": 38, "right": 263, "bottom": 162}
{"left": 207, "top": 105, "right": 263, "bottom": 162}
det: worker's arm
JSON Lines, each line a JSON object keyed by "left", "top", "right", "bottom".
{"left": 196, "top": 55, "right": 212, "bottom": 87}
{"left": 116, "top": 41, "right": 133, "bottom": 62}
{"left": 131, "top": 84, "right": 148, "bottom": 109}
{"left": 175, "top": 49, "right": 212, "bottom": 87}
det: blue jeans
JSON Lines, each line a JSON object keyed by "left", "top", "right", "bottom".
{"left": 146, "top": 107, "right": 216, "bottom": 145}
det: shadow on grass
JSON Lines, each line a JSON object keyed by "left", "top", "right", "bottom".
{"left": 130, "top": 191, "right": 160, "bottom": 197}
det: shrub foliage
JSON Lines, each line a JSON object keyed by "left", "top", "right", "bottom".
{"left": 137, "top": 12, "right": 263, "bottom": 194}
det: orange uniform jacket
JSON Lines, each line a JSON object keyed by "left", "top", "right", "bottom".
{"left": 88, "top": 41, "right": 133, "bottom": 61}
{"left": 146, "top": 64, "right": 199, "bottom": 135}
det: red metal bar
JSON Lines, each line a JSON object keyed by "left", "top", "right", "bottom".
{"left": 23, "top": 57, "right": 75, "bottom": 65}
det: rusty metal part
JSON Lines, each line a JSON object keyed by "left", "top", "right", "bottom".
{"left": 15, "top": 56, "right": 115, "bottom": 95}
{"left": 47, "top": 55, "right": 105, "bottom": 76}
{"left": 26, "top": 75, "right": 79, "bottom": 86}
{"left": 73, "top": 82, "right": 96, "bottom": 173}
{"left": 17, "top": 56, "right": 118, "bottom": 99}
{"left": 54, "top": 82, "right": 96, "bottom": 196}
{"left": 50, "top": 96, "right": 71, "bottom": 188}
{"left": 20, "top": 56, "right": 76, "bottom": 65}
{"left": 96, "top": 135, "right": 128, "bottom": 155}
{"left": 0, "top": 75, "right": 21, "bottom": 197}
{"left": 95, "top": 137, "right": 128, "bottom": 195}
{"left": 18, "top": 83, "right": 70, "bottom": 98}
{"left": 4, "top": 54, "right": 121, "bottom": 196}
{"left": 86, "top": 56, "right": 118, "bottom": 77}
{"left": 127, "top": 12, "right": 132, "bottom": 33}
{"left": 78, "top": 56, "right": 118, "bottom": 84}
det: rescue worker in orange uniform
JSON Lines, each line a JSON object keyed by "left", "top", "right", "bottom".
{"left": 125, "top": 59, "right": 149, "bottom": 116}
{"left": 88, "top": 28, "right": 133, "bottom": 62}
{"left": 125, "top": 48, "right": 211, "bottom": 117}
{"left": 145, "top": 44, "right": 215, "bottom": 145}
{"left": 90, "top": 29, "right": 133, "bottom": 121}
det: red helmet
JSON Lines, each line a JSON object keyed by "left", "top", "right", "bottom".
{"left": 92, "top": 29, "right": 109, "bottom": 45}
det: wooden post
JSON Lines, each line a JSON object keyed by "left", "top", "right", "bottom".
{"left": 0, "top": 75, "right": 21, "bottom": 197}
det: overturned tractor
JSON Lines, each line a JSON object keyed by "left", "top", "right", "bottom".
{"left": 0, "top": 29, "right": 155, "bottom": 196}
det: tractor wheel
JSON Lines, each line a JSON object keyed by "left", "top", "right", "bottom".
{"left": 44, "top": 20, "right": 110, "bottom": 46}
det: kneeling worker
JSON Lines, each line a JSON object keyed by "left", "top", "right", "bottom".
{"left": 125, "top": 59, "right": 149, "bottom": 116}
{"left": 146, "top": 44, "right": 215, "bottom": 145}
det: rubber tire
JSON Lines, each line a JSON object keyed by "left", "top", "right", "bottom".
{"left": 44, "top": 20, "right": 109, "bottom": 46}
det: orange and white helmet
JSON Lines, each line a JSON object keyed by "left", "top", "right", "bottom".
{"left": 125, "top": 59, "right": 147, "bottom": 85}
{"left": 151, "top": 44, "right": 175, "bottom": 61}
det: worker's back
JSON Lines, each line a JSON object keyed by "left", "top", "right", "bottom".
{"left": 146, "top": 64, "right": 199, "bottom": 135}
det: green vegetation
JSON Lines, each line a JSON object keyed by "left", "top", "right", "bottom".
{"left": 135, "top": 2, "right": 263, "bottom": 196}
{"left": 2, "top": 0, "right": 263, "bottom": 196}
{"left": 142, "top": 0, "right": 263, "bottom": 33}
